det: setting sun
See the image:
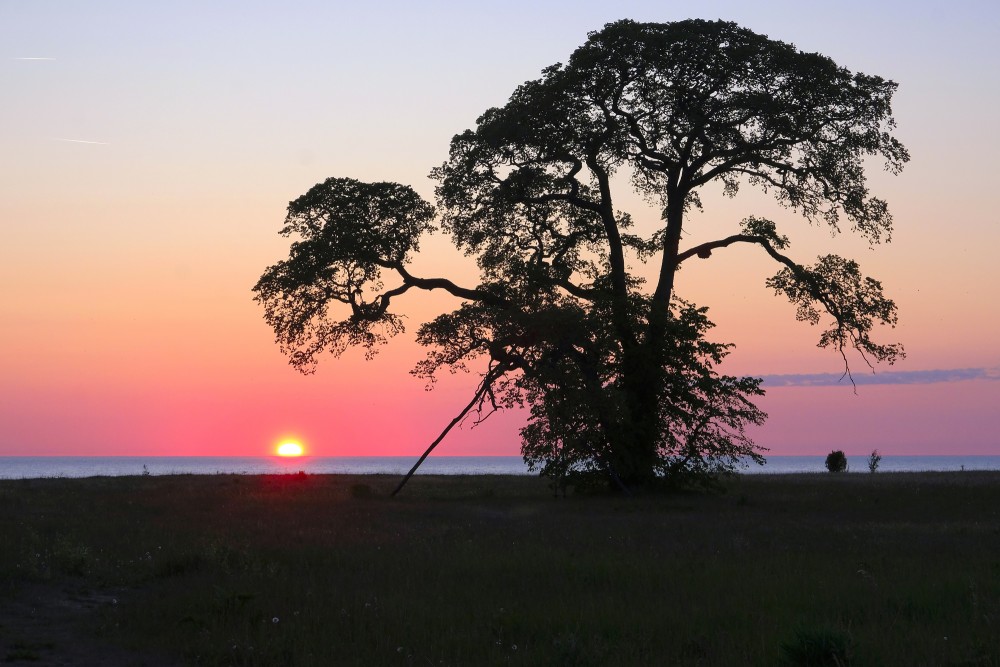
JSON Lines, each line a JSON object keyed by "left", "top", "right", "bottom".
{"left": 277, "top": 441, "right": 304, "bottom": 457}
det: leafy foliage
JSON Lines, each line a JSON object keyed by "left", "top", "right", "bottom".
{"left": 767, "top": 255, "right": 903, "bottom": 373}
{"left": 253, "top": 178, "right": 439, "bottom": 372}
{"left": 515, "top": 301, "right": 766, "bottom": 490}
{"left": 254, "top": 19, "right": 907, "bottom": 492}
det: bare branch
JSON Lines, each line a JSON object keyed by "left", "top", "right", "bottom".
{"left": 392, "top": 263, "right": 503, "bottom": 304}
{"left": 391, "top": 361, "right": 512, "bottom": 497}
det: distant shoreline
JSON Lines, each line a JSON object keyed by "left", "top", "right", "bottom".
{"left": 3, "top": 454, "right": 1000, "bottom": 480}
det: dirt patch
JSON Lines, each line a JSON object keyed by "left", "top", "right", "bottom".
{"left": 0, "top": 580, "right": 180, "bottom": 666}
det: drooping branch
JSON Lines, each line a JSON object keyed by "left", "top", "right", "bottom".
{"left": 767, "top": 254, "right": 904, "bottom": 378}
{"left": 675, "top": 219, "right": 903, "bottom": 375}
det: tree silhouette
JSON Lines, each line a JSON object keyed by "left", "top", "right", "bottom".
{"left": 826, "top": 450, "right": 849, "bottom": 473}
{"left": 254, "top": 19, "right": 907, "bottom": 493}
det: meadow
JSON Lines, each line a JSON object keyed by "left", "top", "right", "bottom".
{"left": 1, "top": 471, "right": 998, "bottom": 666}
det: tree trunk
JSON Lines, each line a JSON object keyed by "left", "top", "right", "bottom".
{"left": 609, "top": 188, "right": 686, "bottom": 489}
{"left": 596, "top": 315, "right": 668, "bottom": 489}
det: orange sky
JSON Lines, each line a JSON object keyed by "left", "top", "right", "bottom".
{"left": 2, "top": 1, "right": 998, "bottom": 458}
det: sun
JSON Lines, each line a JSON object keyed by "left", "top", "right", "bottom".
{"left": 276, "top": 441, "right": 304, "bottom": 457}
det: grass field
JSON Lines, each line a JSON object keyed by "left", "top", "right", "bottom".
{"left": 1, "top": 471, "right": 998, "bottom": 666}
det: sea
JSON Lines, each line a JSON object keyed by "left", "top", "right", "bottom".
{"left": 1, "top": 455, "right": 1000, "bottom": 479}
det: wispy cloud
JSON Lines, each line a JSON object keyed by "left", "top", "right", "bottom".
{"left": 760, "top": 367, "right": 1000, "bottom": 387}
{"left": 50, "top": 138, "right": 109, "bottom": 145}
{"left": 14, "top": 57, "right": 56, "bottom": 60}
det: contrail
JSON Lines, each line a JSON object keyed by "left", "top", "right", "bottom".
{"left": 51, "top": 138, "right": 109, "bottom": 145}
{"left": 14, "top": 57, "right": 56, "bottom": 60}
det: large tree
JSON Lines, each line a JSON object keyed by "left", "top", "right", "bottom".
{"left": 253, "top": 19, "right": 908, "bottom": 492}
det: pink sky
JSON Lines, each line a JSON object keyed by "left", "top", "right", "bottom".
{"left": 2, "top": 1, "right": 998, "bottom": 458}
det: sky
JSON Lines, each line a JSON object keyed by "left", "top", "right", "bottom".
{"left": 2, "top": 0, "right": 998, "bottom": 458}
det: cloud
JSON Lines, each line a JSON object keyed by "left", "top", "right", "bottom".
{"left": 759, "top": 367, "right": 1000, "bottom": 387}
{"left": 50, "top": 138, "right": 108, "bottom": 145}
{"left": 14, "top": 57, "right": 56, "bottom": 60}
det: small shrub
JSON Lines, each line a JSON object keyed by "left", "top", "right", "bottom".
{"left": 867, "top": 449, "right": 881, "bottom": 473}
{"left": 825, "top": 450, "right": 848, "bottom": 473}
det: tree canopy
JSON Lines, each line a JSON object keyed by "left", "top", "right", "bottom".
{"left": 253, "top": 19, "right": 907, "bottom": 492}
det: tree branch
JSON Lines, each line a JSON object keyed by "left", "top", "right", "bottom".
{"left": 679, "top": 232, "right": 902, "bottom": 382}
{"left": 676, "top": 234, "right": 767, "bottom": 264}
{"left": 554, "top": 277, "right": 596, "bottom": 300}
{"left": 391, "top": 362, "right": 511, "bottom": 497}
{"left": 387, "top": 262, "right": 504, "bottom": 304}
